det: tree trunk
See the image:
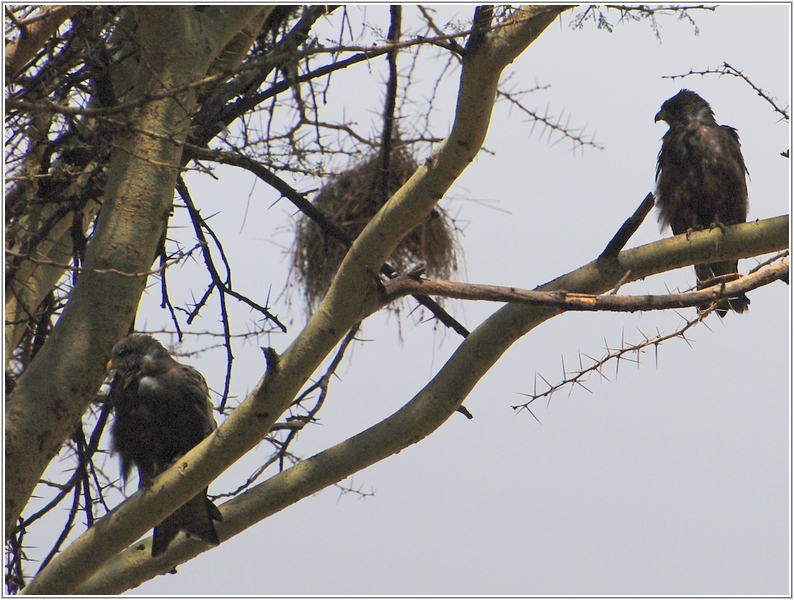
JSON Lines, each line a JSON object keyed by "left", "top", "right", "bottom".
{"left": 5, "top": 5, "right": 269, "bottom": 541}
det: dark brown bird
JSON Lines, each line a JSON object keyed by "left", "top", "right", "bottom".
{"left": 655, "top": 89, "right": 750, "bottom": 316}
{"left": 108, "top": 334, "right": 223, "bottom": 557}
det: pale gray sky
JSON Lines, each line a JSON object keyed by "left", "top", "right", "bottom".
{"left": 36, "top": 5, "right": 792, "bottom": 595}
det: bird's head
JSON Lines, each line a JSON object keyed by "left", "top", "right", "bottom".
{"left": 655, "top": 89, "right": 715, "bottom": 126}
{"left": 107, "top": 334, "right": 171, "bottom": 375}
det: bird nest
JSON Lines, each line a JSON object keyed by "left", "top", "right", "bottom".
{"left": 291, "top": 145, "right": 460, "bottom": 313}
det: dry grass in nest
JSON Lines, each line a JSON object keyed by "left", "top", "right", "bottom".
{"left": 291, "top": 145, "right": 460, "bottom": 313}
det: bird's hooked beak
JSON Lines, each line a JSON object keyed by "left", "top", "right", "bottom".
{"left": 654, "top": 108, "right": 667, "bottom": 124}
{"left": 107, "top": 352, "right": 157, "bottom": 374}
{"left": 102, "top": 359, "right": 120, "bottom": 395}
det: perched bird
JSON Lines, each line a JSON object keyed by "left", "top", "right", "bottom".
{"left": 107, "top": 334, "right": 223, "bottom": 557}
{"left": 654, "top": 89, "right": 750, "bottom": 316}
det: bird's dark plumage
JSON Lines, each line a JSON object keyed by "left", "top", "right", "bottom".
{"left": 108, "top": 334, "right": 222, "bottom": 557}
{"left": 654, "top": 89, "right": 750, "bottom": 316}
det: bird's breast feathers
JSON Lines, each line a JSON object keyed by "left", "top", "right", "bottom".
{"left": 137, "top": 375, "right": 165, "bottom": 394}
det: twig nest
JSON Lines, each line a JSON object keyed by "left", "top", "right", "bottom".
{"left": 291, "top": 144, "right": 459, "bottom": 313}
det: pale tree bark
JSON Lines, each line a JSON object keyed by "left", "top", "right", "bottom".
{"left": 5, "top": 5, "right": 271, "bottom": 541}
{"left": 7, "top": 5, "right": 787, "bottom": 595}
{"left": 71, "top": 214, "right": 786, "bottom": 594}
{"left": 4, "top": 6, "right": 79, "bottom": 84}
{"left": 4, "top": 6, "right": 267, "bottom": 361}
{"left": 5, "top": 198, "right": 100, "bottom": 363}
{"left": 5, "top": 9, "right": 139, "bottom": 364}
{"left": 20, "top": 6, "right": 574, "bottom": 594}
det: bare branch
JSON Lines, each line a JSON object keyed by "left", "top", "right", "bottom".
{"left": 4, "top": 244, "right": 206, "bottom": 278}
{"left": 381, "top": 259, "right": 788, "bottom": 312}
{"left": 497, "top": 88, "right": 604, "bottom": 151}
{"left": 184, "top": 146, "right": 470, "bottom": 337}
{"left": 514, "top": 309, "right": 710, "bottom": 412}
{"left": 5, "top": 6, "right": 79, "bottom": 84}
{"left": 599, "top": 193, "right": 656, "bottom": 259}
{"left": 569, "top": 5, "right": 716, "bottom": 40}
{"left": 663, "top": 62, "right": 790, "bottom": 121}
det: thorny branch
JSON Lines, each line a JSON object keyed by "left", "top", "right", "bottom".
{"left": 417, "top": 5, "right": 465, "bottom": 55}
{"left": 176, "top": 178, "right": 285, "bottom": 410}
{"left": 569, "top": 5, "right": 715, "bottom": 40}
{"left": 185, "top": 145, "right": 470, "bottom": 338}
{"left": 516, "top": 307, "right": 717, "bottom": 414}
{"left": 514, "top": 253, "right": 789, "bottom": 414}
{"left": 5, "top": 32, "right": 479, "bottom": 120}
{"left": 5, "top": 5, "right": 785, "bottom": 593}
{"left": 5, "top": 400, "right": 114, "bottom": 594}
{"left": 663, "top": 62, "right": 790, "bottom": 122}
{"left": 4, "top": 243, "right": 206, "bottom": 278}
{"left": 497, "top": 87, "right": 603, "bottom": 151}
{"left": 212, "top": 323, "right": 362, "bottom": 500}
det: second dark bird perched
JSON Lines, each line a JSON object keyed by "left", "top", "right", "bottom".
{"left": 107, "top": 334, "right": 223, "bottom": 557}
{"left": 654, "top": 89, "right": 750, "bottom": 316}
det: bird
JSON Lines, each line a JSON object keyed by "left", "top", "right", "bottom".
{"left": 654, "top": 89, "right": 750, "bottom": 316}
{"left": 107, "top": 334, "right": 223, "bottom": 557}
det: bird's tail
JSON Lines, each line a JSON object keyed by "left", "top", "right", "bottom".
{"left": 695, "top": 261, "right": 750, "bottom": 317}
{"left": 151, "top": 488, "right": 223, "bottom": 557}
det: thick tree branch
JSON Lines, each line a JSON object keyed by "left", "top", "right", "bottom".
{"left": 26, "top": 8, "right": 574, "bottom": 593}
{"left": 381, "top": 217, "right": 789, "bottom": 309}
{"left": 10, "top": 5, "right": 784, "bottom": 594}
{"left": 70, "top": 212, "right": 787, "bottom": 594}
{"left": 5, "top": 5, "right": 266, "bottom": 545}
{"left": 5, "top": 5, "right": 79, "bottom": 85}
{"left": 185, "top": 146, "right": 470, "bottom": 337}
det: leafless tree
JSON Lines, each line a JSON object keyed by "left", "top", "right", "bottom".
{"left": 4, "top": 5, "right": 787, "bottom": 594}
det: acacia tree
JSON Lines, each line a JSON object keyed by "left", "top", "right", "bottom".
{"left": 4, "top": 5, "right": 788, "bottom": 594}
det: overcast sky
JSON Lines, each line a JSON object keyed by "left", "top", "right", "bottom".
{"left": 30, "top": 5, "right": 790, "bottom": 595}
